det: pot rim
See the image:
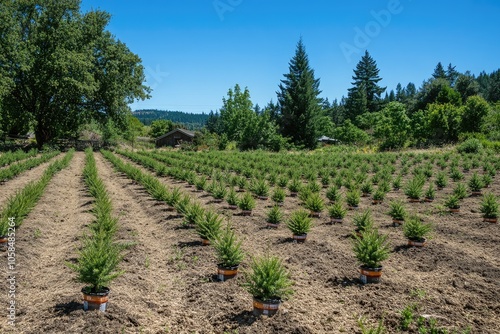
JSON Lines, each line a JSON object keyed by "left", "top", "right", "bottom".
{"left": 217, "top": 263, "right": 240, "bottom": 270}
{"left": 82, "top": 286, "right": 110, "bottom": 296}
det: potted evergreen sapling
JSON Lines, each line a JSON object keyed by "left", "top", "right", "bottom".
{"left": 353, "top": 228, "right": 390, "bottom": 284}
{"left": 403, "top": 215, "right": 433, "bottom": 247}
{"left": 213, "top": 224, "right": 245, "bottom": 281}
{"left": 304, "top": 192, "right": 324, "bottom": 217}
{"left": 238, "top": 192, "right": 256, "bottom": 216}
{"left": 68, "top": 234, "right": 124, "bottom": 312}
{"left": 328, "top": 201, "right": 347, "bottom": 223}
{"left": 361, "top": 182, "right": 373, "bottom": 197}
{"left": 226, "top": 187, "right": 240, "bottom": 210}
{"left": 445, "top": 194, "right": 461, "bottom": 213}
{"left": 468, "top": 172, "right": 483, "bottom": 196}
{"left": 244, "top": 255, "right": 294, "bottom": 316}
{"left": 252, "top": 179, "right": 270, "bottom": 200}
{"left": 388, "top": 200, "right": 407, "bottom": 226}
{"left": 287, "top": 178, "right": 302, "bottom": 197}
{"left": 346, "top": 189, "right": 361, "bottom": 209}
{"left": 196, "top": 211, "right": 223, "bottom": 245}
{"left": 287, "top": 209, "right": 312, "bottom": 242}
{"left": 326, "top": 186, "right": 342, "bottom": 203}
{"left": 352, "top": 209, "right": 374, "bottom": 237}
{"left": 266, "top": 206, "right": 284, "bottom": 228}
{"left": 271, "top": 187, "right": 286, "bottom": 206}
{"left": 372, "top": 188, "right": 386, "bottom": 205}
{"left": 424, "top": 184, "right": 436, "bottom": 202}
{"left": 404, "top": 175, "right": 425, "bottom": 202}
{"left": 480, "top": 192, "right": 499, "bottom": 223}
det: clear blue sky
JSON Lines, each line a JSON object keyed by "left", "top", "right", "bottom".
{"left": 80, "top": 0, "right": 500, "bottom": 114}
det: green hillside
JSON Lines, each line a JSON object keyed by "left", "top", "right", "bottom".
{"left": 133, "top": 110, "right": 209, "bottom": 130}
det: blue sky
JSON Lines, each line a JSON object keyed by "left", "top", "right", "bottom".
{"left": 80, "top": 0, "right": 500, "bottom": 114}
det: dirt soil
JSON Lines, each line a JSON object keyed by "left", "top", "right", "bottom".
{"left": 0, "top": 151, "right": 499, "bottom": 333}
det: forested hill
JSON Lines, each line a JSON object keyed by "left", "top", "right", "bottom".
{"left": 133, "top": 110, "right": 209, "bottom": 130}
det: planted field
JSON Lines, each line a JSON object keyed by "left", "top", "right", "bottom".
{"left": 0, "top": 148, "right": 499, "bottom": 333}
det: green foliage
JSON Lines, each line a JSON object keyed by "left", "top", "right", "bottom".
{"left": 149, "top": 119, "right": 174, "bottom": 138}
{"left": 358, "top": 318, "right": 386, "bottom": 334}
{"left": 267, "top": 206, "right": 284, "bottom": 225}
{"left": 425, "top": 103, "right": 463, "bottom": 143}
{"left": 251, "top": 179, "right": 270, "bottom": 197}
{"left": 388, "top": 200, "right": 407, "bottom": 221}
{"left": 213, "top": 224, "right": 244, "bottom": 267}
{"left": 425, "top": 184, "right": 436, "bottom": 200}
{"left": 353, "top": 228, "right": 390, "bottom": 268}
{"left": 352, "top": 209, "right": 374, "bottom": 233}
{"left": 453, "top": 183, "right": 468, "bottom": 199}
{"left": 287, "top": 178, "right": 302, "bottom": 193}
{"left": 333, "top": 119, "right": 370, "bottom": 145}
{"left": 480, "top": 192, "right": 499, "bottom": 218}
{"left": 372, "top": 189, "right": 386, "bottom": 201}
{"left": 444, "top": 195, "right": 460, "bottom": 209}
{"left": 361, "top": 182, "right": 374, "bottom": 195}
{"left": 271, "top": 187, "right": 286, "bottom": 204}
{"left": 404, "top": 175, "right": 425, "bottom": 200}
{"left": 468, "top": 172, "right": 484, "bottom": 192}
{"left": 183, "top": 202, "right": 205, "bottom": 227}
{"left": 403, "top": 215, "right": 433, "bottom": 240}
{"left": 196, "top": 211, "right": 222, "bottom": 241}
{"left": 238, "top": 192, "right": 256, "bottom": 211}
{"left": 304, "top": 192, "right": 324, "bottom": 213}
{"left": 0, "top": 148, "right": 37, "bottom": 167}
{"left": 457, "top": 138, "right": 483, "bottom": 154}
{"left": 0, "top": 151, "right": 60, "bottom": 182}
{"left": 346, "top": 188, "right": 361, "bottom": 207}
{"left": 226, "top": 188, "right": 239, "bottom": 206}
{"left": 243, "top": 255, "right": 294, "bottom": 301}
{"left": 277, "top": 39, "right": 323, "bottom": 149}
{"left": 328, "top": 201, "right": 347, "bottom": 219}
{"left": 400, "top": 304, "right": 416, "bottom": 330}
{"left": 374, "top": 102, "right": 411, "bottom": 149}
{"left": 461, "top": 96, "right": 490, "bottom": 133}
{"left": 435, "top": 171, "right": 448, "bottom": 188}
{"left": 0, "top": 150, "right": 74, "bottom": 235}
{"left": 326, "top": 186, "right": 342, "bottom": 202}
{"left": 287, "top": 210, "right": 313, "bottom": 235}
{"left": 1, "top": 2, "right": 149, "bottom": 147}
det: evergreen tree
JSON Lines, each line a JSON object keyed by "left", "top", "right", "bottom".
{"left": 446, "top": 63, "right": 459, "bottom": 87}
{"left": 455, "top": 72, "right": 480, "bottom": 103}
{"left": 432, "top": 62, "right": 446, "bottom": 79}
{"left": 277, "top": 38, "right": 323, "bottom": 149}
{"left": 346, "top": 50, "right": 386, "bottom": 119}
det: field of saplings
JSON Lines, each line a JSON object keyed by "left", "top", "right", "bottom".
{"left": 0, "top": 146, "right": 499, "bottom": 333}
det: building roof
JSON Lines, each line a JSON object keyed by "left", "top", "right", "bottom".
{"left": 156, "top": 128, "right": 195, "bottom": 141}
{"left": 318, "top": 135, "right": 338, "bottom": 142}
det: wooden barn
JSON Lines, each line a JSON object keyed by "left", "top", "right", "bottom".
{"left": 155, "top": 128, "right": 195, "bottom": 147}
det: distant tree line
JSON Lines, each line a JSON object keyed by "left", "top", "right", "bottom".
{"left": 133, "top": 110, "right": 209, "bottom": 130}
{"left": 205, "top": 39, "right": 500, "bottom": 151}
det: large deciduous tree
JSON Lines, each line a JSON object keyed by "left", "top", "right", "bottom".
{"left": 277, "top": 38, "right": 323, "bottom": 149}
{"left": 0, "top": 0, "right": 150, "bottom": 147}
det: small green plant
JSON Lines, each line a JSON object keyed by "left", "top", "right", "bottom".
{"left": 307, "top": 181, "right": 321, "bottom": 193}
{"left": 183, "top": 202, "right": 205, "bottom": 227}
{"left": 287, "top": 178, "right": 302, "bottom": 194}
{"left": 482, "top": 174, "right": 492, "bottom": 188}
{"left": 353, "top": 228, "right": 390, "bottom": 268}
{"left": 226, "top": 188, "right": 239, "bottom": 206}
{"left": 453, "top": 183, "right": 468, "bottom": 200}
{"left": 404, "top": 175, "right": 425, "bottom": 200}
{"left": 251, "top": 179, "right": 270, "bottom": 197}
{"left": 195, "top": 177, "right": 207, "bottom": 191}
{"left": 392, "top": 175, "right": 402, "bottom": 190}
{"left": 271, "top": 187, "right": 286, "bottom": 205}
{"left": 480, "top": 192, "right": 499, "bottom": 219}
{"left": 328, "top": 201, "right": 347, "bottom": 219}
{"left": 277, "top": 175, "right": 289, "bottom": 188}
{"left": 358, "top": 317, "right": 385, "bottom": 334}
{"left": 444, "top": 194, "right": 461, "bottom": 210}
{"left": 267, "top": 206, "right": 284, "bottom": 225}
{"left": 372, "top": 189, "right": 385, "bottom": 202}
{"left": 33, "top": 228, "right": 42, "bottom": 239}
{"left": 321, "top": 175, "right": 330, "bottom": 187}
{"left": 213, "top": 224, "right": 244, "bottom": 267}
{"left": 468, "top": 172, "right": 483, "bottom": 193}
{"left": 449, "top": 167, "right": 464, "bottom": 182}
{"left": 400, "top": 304, "right": 416, "bottom": 330}
{"left": 211, "top": 182, "right": 228, "bottom": 200}
{"left": 287, "top": 209, "right": 312, "bottom": 235}
{"left": 361, "top": 182, "right": 374, "bottom": 195}
{"left": 346, "top": 189, "right": 361, "bottom": 207}
{"left": 326, "top": 186, "right": 341, "bottom": 202}
{"left": 237, "top": 177, "right": 248, "bottom": 191}
{"left": 403, "top": 215, "right": 433, "bottom": 241}
{"left": 304, "top": 193, "right": 325, "bottom": 213}
{"left": 435, "top": 171, "right": 448, "bottom": 189}
{"left": 238, "top": 192, "right": 256, "bottom": 211}
{"left": 388, "top": 200, "right": 407, "bottom": 221}
{"left": 243, "top": 255, "right": 293, "bottom": 301}
{"left": 352, "top": 209, "right": 374, "bottom": 233}
{"left": 196, "top": 211, "right": 223, "bottom": 241}
{"left": 424, "top": 184, "right": 436, "bottom": 200}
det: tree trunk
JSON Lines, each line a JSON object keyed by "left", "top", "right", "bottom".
{"left": 35, "top": 126, "right": 53, "bottom": 149}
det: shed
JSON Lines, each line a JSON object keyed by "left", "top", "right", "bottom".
{"left": 155, "top": 128, "right": 195, "bottom": 147}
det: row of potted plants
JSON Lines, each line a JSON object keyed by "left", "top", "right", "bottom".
{"left": 0, "top": 150, "right": 60, "bottom": 182}
{"left": 0, "top": 148, "right": 38, "bottom": 167}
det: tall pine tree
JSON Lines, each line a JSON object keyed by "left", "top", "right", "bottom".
{"left": 277, "top": 38, "right": 323, "bottom": 149}
{"left": 346, "top": 50, "right": 386, "bottom": 121}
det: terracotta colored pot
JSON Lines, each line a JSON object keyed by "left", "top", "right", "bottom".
{"left": 483, "top": 217, "right": 498, "bottom": 223}
{"left": 228, "top": 205, "right": 238, "bottom": 210}
{"left": 372, "top": 200, "right": 382, "bottom": 205}
{"left": 392, "top": 219, "right": 404, "bottom": 227}
{"left": 408, "top": 238, "right": 426, "bottom": 247}
{"left": 258, "top": 196, "right": 269, "bottom": 200}
{"left": 424, "top": 198, "right": 434, "bottom": 203}
{"left": 82, "top": 287, "right": 110, "bottom": 312}
{"left": 330, "top": 217, "right": 343, "bottom": 224}
{"left": 449, "top": 208, "right": 460, "bottom": 213}
{"left": 266, "top": 223, "right": 279, "bottom": 229}
{"left": 241, "top": 210, "right": 252, "bottom": 216}
{"left": 292, "top": 234, "right": 307, "bottom": 243}
{"left": 359, "top": 266, "right": 383, "bottom": 284}
{"left": 201, "top": 238, "right": 210, "bottom": 246}
{"left": 253, "top": 297, "right": 281, "bottom": 316}
{"left": 290, "top": 192, "right": 298, "bottom": 198}
{"left": 310, "top": 211, "right": 321, "bottom": 218}
{"left": 217, "top": 264, "right": 239, "bottom": 281}
{"left": 0, "top": 235, "right": 7, "bottom": 252}
{"left": 408, "top": 198, "right": 420, "bottom": 203}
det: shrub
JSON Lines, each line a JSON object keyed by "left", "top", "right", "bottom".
{"left": 435, "top": 171, "right": 448, "bottom": 188}
{"left": 392, "top": 175, "right": 402, "bottom": 190}
{"left": 404, "top": 175, "right": 425, "bottom": 200}
{"left": 243, "top": 255, "right": 294, "bottom": 301}
{"left": 213, "top": 224, "right": 244, "bottom": 267}
{"left": 388, "top": 200, "right": 407, "bottom": 221}
{"left": 457, "top": 138, "right": 483, "bottom": 154}
{"left": 346, "top": 189, "right": 361, "bottom": 207}
{"left": 328, "top": 201, "right": 347, "bottom": 219}
{"left": 403, "top": 215, "right": 433, "bottom": 241}
{"left": 352, "top": 209, "right": 374, "bottom": 233}
{"left": 326, "top": 186, "right": 341, "bottom": 202}
{"left": 287, "top": 178, "right": 302, "bottom": 193}
{"left": 277, "top": 176, "right": 289, "bottom": 188}
{"left": 372, "top": 189, "right": 386, "bottom": 202}
{"left": 449, "top": 167, "right": 464, "bottom": 182}
{"left": 287, "top": 210, "right": 313, "bottom": 235}
{"left": 453, "top": 183, "right": 468, "bottom": 199}
{"left": 353, "top": 228, "right": 390, "bottom": 268}
{"left": 444, "top": 195, "right": 460, "bottom": 209}
{"left": 425, "top": 184, "right": 436, "bottom": 200}
{"left": 183, "top": 202, "right": 205, "bottom": 227}
{"left": 304, "top": 193, "right": 325, "bottom": 213}
{"left": 251, "top": 179, "right": 270, "bottom": 197}
{"left": 267, "top": 206, "right": 284, "bottom": 225}
{"left": 238, "top": 192, "right": 256, "bottom": 211}
{"left": 271, "top": 188, "right": 286, "bottom": 204}
{"left": 361, "top": 182, "right": 374, "bottom": 195}
{"left": 226, "top": 188, "right": 239, "bottom": 206}
{"left": 468, "top": 172, "right": 484, "bottom": 192}
{"left": 480, "top": 193, "right": 499, "bottom": 218}
{"left": 196, "top": 211, "right": 223, "bottom": 240}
